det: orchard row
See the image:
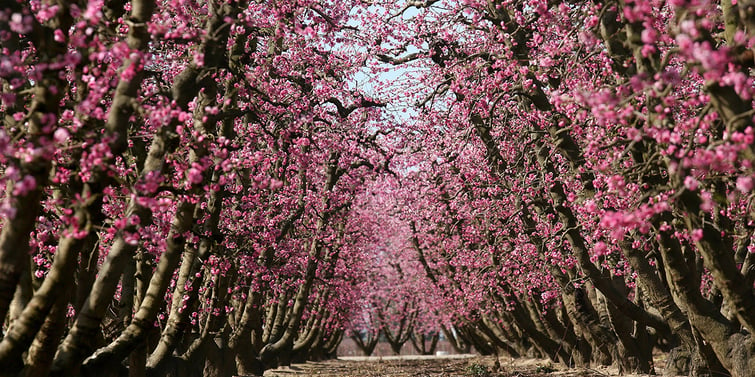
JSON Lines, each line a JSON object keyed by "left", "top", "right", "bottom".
{"left": 346, "top": 1, "right": 755, "bottom": 377}
{"left": 0, "top": 0, "right": 387, "bottom": 375}
{"left": 2, "top": 1, "right": 755, "bottom": 377}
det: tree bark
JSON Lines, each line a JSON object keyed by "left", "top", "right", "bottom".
{"left": 657, "top": 225, "right": 753, "bottom": 377}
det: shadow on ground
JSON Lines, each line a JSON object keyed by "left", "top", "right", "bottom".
{"left": 263, "top": 355, "right": 634, "bottom": 376}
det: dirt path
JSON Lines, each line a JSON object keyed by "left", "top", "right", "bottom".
{"left": 263, "top": 355, "right": 642, "bottom": 376}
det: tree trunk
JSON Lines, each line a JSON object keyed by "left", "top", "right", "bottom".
{"left": 23, "top": 288, "right": 68, "bottom": 377}
{"left": 351, "top": 329, "right": 379, "bottom": 356}
{"left": 657, "top": 227, "right": 752, "bottom": 377}
{"left": 441, "top": 325, "right": 471, "bottom": 354}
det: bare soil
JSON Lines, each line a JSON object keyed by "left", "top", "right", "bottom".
{"left": 263, "top": 355, "right": 636, "bottom": 377}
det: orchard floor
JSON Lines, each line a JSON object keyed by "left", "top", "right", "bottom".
{"left": 262, "top": 355, "right": 654, "bottom": 377}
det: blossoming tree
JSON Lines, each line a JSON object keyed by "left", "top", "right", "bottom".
{"left": 4, "top": 0, "right": 755, "bottom": 377}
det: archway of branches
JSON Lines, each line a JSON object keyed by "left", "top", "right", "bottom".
{"left": 2, "top": 1, "right": 755, "bottom": 377}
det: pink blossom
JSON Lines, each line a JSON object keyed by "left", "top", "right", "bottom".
{"left": 269, "top": 179, "right": 284, "bottom": 190}
{"left": 684, "top": 176, "right": 699, "bottom": 191}
{"left": 691, "top": 229, "right": 704, "bottom": 242}
{"left": 187, "top": 165, "right": 204, "bottom": 184}
{"left": 9, "top": 13, "right": 33, "bottom": 34}
{"left": 124, "top": 232, "right": 139, "bottom": 246}
{"left": 736, "top": 176, "right": 753, "bottom": 193}
{"left": 54, "top": 29, "right": 66, "bottom": 43}
{"left": 700, "top": 191, "right": 714, "bottom": 212}
{"left": 593, "top": 241, "right": 610, "bottom": 256}
{"left": 12, "top": 175, "right": 37, "bottom": 196}
{"left": 641, "top": 28, "right": 658, "bottom": 44}
{"left": 53, "top": 128, "right": 69, "bottom": 143}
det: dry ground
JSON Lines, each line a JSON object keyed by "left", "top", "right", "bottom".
{"left": 263, "top": 355, "right": 649, "bottom": 377}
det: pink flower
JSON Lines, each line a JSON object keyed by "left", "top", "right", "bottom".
{"left": 737, "top": 176, "right": 753, "bottom": 193}
{"left": 641, "top": 28, "right": 658, "bottom": 44}
{"left": 54, "top": 29, "right": 66, "bottom": 43}
{"left": 641, "top": 44, "right": 657, "bottom": 57}
{"left": 124, "top": 232, "right": 139, "bottom": 246}
{"left": 187, "top": 165, "right": 204, "bottom": 184}
{"left": 684, "top": 176, "right": 699, "bottom": 191}
{"left": 9, "top": 13, "right": 33, "bottom": 34}
{"left": 700, "top": 191, "right": 714, "bottom": 212}
{"left": 269, "top": 179, "right": 283, "bottom": 190}
{"left": 594, "top": 241, "right": 610, "bottom": 256}
{"left": 691, "top": 229, "right": 704, "bottom": 242}
{"left": 12, "top": 175, "right": 37, "bottom": 196}
{"left": 53, "top": 128, "right": 69, "bottom": 143}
